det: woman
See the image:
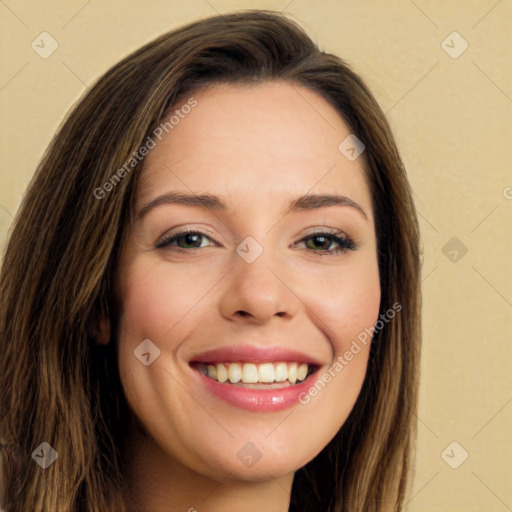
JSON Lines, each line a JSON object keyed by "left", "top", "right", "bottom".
{"left": 0, "top": 10, "right": 421, "bottom": 512}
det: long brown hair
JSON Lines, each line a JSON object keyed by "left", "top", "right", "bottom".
{"left": 0, "top": 10, "right": 421, "bottom": 511}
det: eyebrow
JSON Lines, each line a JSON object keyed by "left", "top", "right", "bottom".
{"left": 136, "top": 191, "right": 368, "bottom": 220}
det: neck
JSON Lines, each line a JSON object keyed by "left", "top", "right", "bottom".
{"left": 122, "top": 427, "right": 294, "bottom": 512}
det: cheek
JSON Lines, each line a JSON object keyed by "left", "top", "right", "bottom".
{"left": 335, "top": 278, "right": 381, "bottom": 354}
{"left": 303, "top": 258, "right": 381, "bottom": 355}
{"left": 286, "top": 283, "right": 380, "bottom": 468}
{"left": 117, "top": 258, "right": 210, "bottom": 339}
{"left": 293, "top": 260, "right": 380, "bottom": 449}
{"left": 115, "top": 259, "right": 207, "bottom": 402}
{"left": 115, "top": 260, "right": 206, "bottom": 449}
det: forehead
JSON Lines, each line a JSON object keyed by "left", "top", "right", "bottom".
{"left": 137, "top": 82, "right": 372, "bottom": 217}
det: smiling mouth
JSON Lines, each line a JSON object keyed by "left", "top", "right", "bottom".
{"left": 191, "top": 361, "right": 317, "bottom": 388}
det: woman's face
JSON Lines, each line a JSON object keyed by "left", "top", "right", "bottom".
{"left": 115, "top": 82, "right": 380, "bottom": 481}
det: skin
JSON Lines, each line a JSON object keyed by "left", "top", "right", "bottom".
{"left": 101, "top": 82, "right": 381, "bottom": 511}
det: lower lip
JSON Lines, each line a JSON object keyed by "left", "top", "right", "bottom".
{"left": 192, "top": 369, "right": 316, "bottom": 412}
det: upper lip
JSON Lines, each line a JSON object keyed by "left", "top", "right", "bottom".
{"left": 189, "top": 344, "right": 323, "bottom": 366}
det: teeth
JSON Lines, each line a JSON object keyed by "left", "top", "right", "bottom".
{"left": 207, "top": 365, "right": 217, "bottom": 380}
{"left": 216, "top": 363, "right": 228, "bottom": 383}
{"left": 199, "top": 362, "right": 312, "bottom": 385}
{"left": 258, "top": 363, "right": 274, "bottom": 383}
{"left": 228, "top": 363, "right": 241, "bottom": 384}
{"left": 241, "top": 363, "right": 259, "bottom": 383}
{"left": 275, "top": 362, "right": 288, "bottom": 382}
{"left": 288, "top": 363, "right": 297, "bottom": 384}
{"left": 297, "top": 363, "right": 308, "bottom": 381}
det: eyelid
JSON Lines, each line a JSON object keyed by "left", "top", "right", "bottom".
{"left": 156, "top": 223, "right": 237, "bottom": 245}
{"left": 292, "top": 228, "right": 356, "bottom": 253}
{"left": 293, "top": 226, "right": 354, "bottom": 244}
{"left": 155, "top": 228, "right": 219, "bottom": 250}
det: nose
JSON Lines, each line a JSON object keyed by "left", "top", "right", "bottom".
{"left": 218, "top": 248, "right": 300, "bottom": 325}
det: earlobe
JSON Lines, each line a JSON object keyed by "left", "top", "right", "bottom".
{"left": 90, "top": 314, "right": 111, "bottom": 345}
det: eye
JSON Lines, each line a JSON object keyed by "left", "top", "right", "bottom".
{"left": 296, "top": 230, "right": 356, "bottom": 255}
{"left": 156, "top": 230, "right": 216, "bottom": 250}
{"left": 155, "top": 228, "right": 356, "bottom": 255}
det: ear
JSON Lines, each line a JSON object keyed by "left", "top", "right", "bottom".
{"left": 90, "top": 313, "right": 111, "bottom": 345}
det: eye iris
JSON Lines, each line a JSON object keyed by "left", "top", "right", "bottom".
{"left": 179, "top": 233, "right": 202, "bottom": 248}
{"left": 307, "top": 235, "right": 332, "bottom": 251}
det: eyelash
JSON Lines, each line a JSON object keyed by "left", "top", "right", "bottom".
{"left": 155, "top": 229, "right": 356, "bottom": 255}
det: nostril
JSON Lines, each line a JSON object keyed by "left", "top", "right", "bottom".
{"left": 235, "top": 311, "right": 285, "bottom": 318}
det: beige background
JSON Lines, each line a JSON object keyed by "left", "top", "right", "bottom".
{"left": 1, "top": 1, "right": 511, "bottom": 510}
